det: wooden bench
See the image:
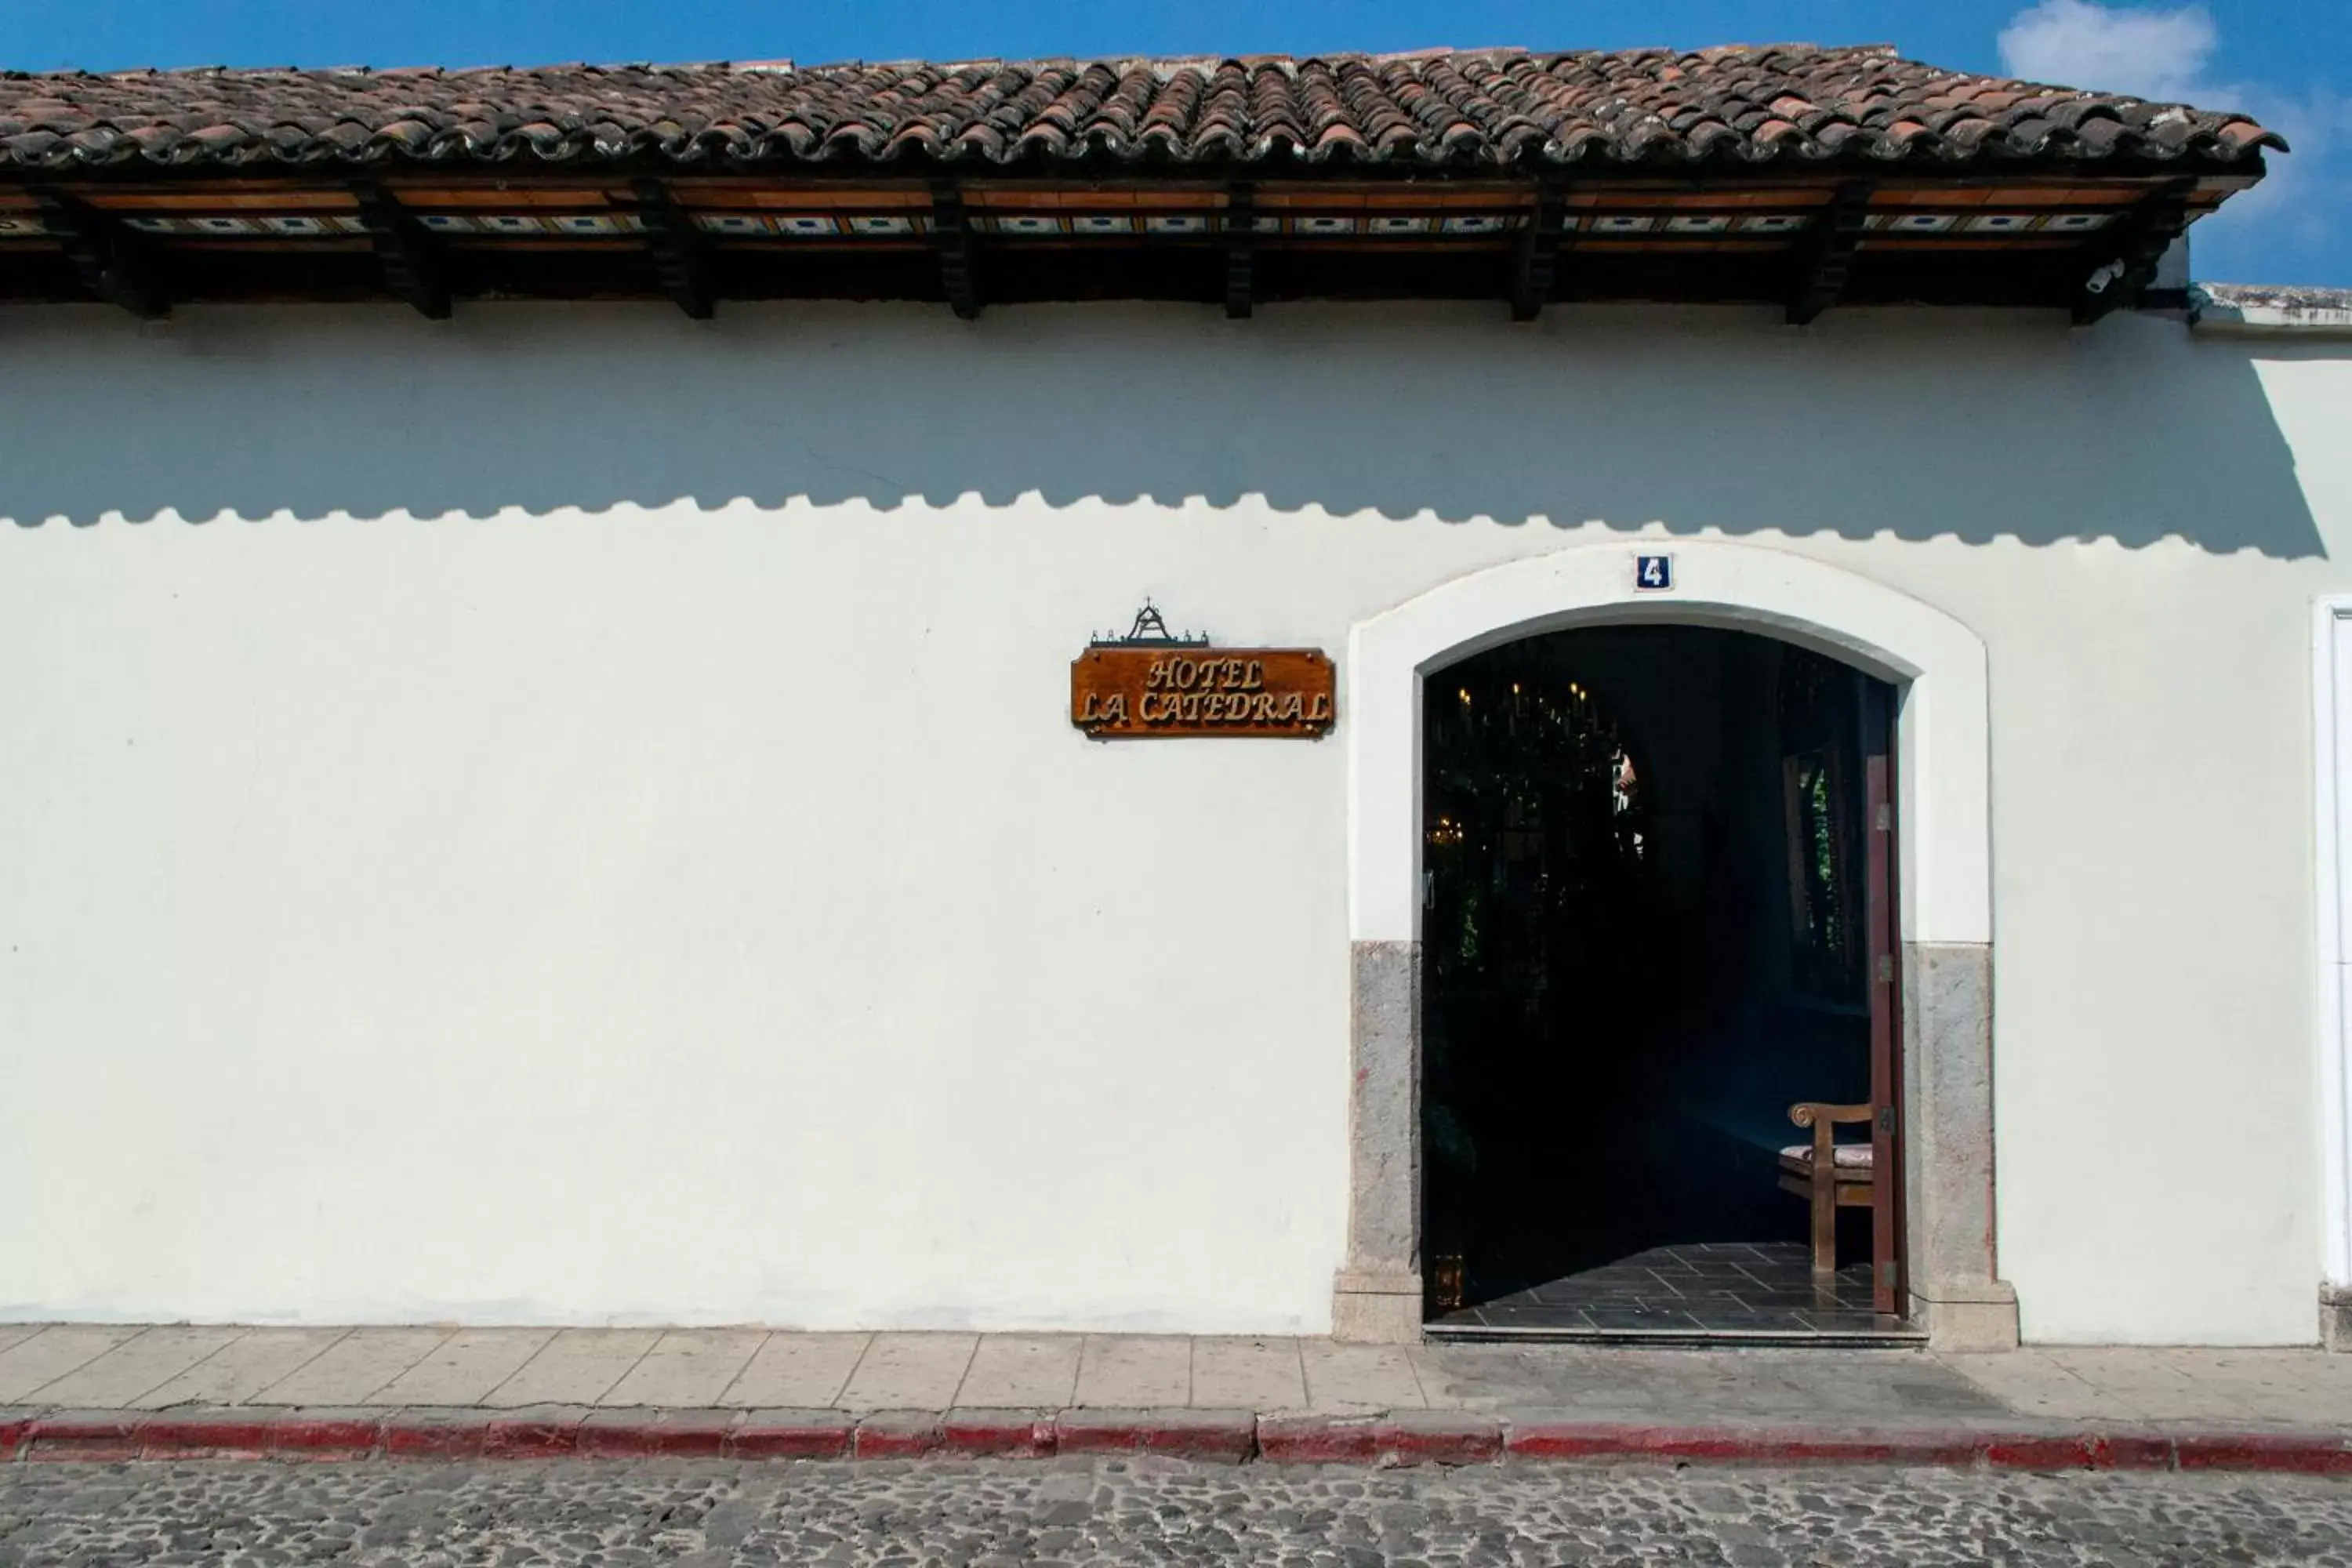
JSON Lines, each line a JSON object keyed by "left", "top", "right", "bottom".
{"left": 1778, "top": 1102, "right": 1875, "bottom": 1277}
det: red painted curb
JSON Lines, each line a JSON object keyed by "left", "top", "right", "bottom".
{"left": 1975, "top": 1432, "right": 2105, "bottom": 1471}
{"left": 24, "top": 1413, "right": 143, "bottom": 1462}
{"left": 578, "top": 1410, "right": 738, "bottom": 1459}
{"left": 728, "top": 1410, "right": 855, "bottom": 1460}
{"left": 1504, "top": 1422, "right": 1979, "bottom": 1467}
{"left": 384, "top": 1412, "right": 490, "bottom": 1461}
{"left": 855, "top": 1412, "right": 946, "bottom": 1460}
{"left": 1055, "top": 1409, "right": 1257, "bottom": 1464}
{"left": 941, "top": 1410, "right": 1058, "bottom": 1459}
{"left": 1260, "top": 1414, "right": 1508, "bottom": 1467}
{"left": 1258, "top": 1415, "right": 1381, "bottom": 1465}
{"left": 484, "top": 1407, "right": 590, "bottom": 1459}
{"left": 272, "top": 1410, "right": 384, "bottom": 1461}
{"left": 2099, "top": 1433, "right": 2185, "bottom": 1471}
{"left": 1058, "top": 1420, "right": 1261, "bottom": 1467}
{"left": 1976, "top": 1431, "right": 2176, "bottom": 1472}
{"left": 5, "top": 1407, "right": 2350, "bottom": 1473}
{"left": 2176, "top": 1432, "right": 2352, "bottom": 1475}
{"left": 137, "top": 1413, "right": 278, "bottom": 1460}
{"left": 1377, "top": 1413, "right": 1506, "bottom": 1466}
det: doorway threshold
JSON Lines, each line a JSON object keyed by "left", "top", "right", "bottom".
{"left": 1421, "top": 1242, "right": 1927, "bottom": 1348}
{"left": 1424, "top": 1319, "right": 1926, "bottom": 1348}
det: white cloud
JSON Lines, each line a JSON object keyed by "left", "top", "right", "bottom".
{"left": 1995, "top": 0, "right": 2343, "bottom": 285}
{"left": 1997, "top": 0, "right": 2215, "bottom": 101}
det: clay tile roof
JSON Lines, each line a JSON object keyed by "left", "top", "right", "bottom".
{"left": 0, "top": 43, "right": 2285, "bottom": 172}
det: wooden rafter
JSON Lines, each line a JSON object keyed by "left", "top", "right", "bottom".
{"left": 631, "top": 178, "right": 714, "bottom": 319}
{"left": 1787, "top": 181, "right": 1873, "bottom": 325}
{"left": 2074, "top": 180, "right": 2193, "bottom": 325}
{"left": 929, "top": 180, "right": 981, "bottom": 320}
{"left": 350, "top": 181, "right": 451, "bottom": 320}
{"left": 32, "top": 189, "right": 168, "bottom": 319}
{"left": 1509, "top": 183, "right": 1569, "bottom": 321}
{"left": 1225, "top": 183, "right": 1256, "bottom": 319}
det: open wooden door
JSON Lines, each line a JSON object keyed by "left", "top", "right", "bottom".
{"left": 1863, "top": 680, "right": 1906, "bottom": 1317}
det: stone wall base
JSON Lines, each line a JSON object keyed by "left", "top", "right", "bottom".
{"left": 2321, "top": 1286, "right": 2352, "bottom": 1352}
{"left": 1913, "top": 1278, "right": 2021, "bottom": 1352}
{"left": 1331, "top": 1269, "right": 1423, "bottom": 1344}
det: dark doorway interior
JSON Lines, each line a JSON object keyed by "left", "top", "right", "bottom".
{"left": 1420, "top": 626, "right": 1908, "bottom": 1342}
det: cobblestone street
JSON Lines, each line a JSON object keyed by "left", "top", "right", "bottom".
{"left": 4, "top": 1458, "right": 2352, "bottom": 1567}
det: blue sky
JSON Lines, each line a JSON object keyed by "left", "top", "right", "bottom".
{"left": 12, "top": 1, "right": 2347, "bottom": 285}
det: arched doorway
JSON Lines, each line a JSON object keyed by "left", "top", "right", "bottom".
{"left": 1419, "top": 626, "right": 1900, "bottom": 1340}
{"left": 1331, "top": 542, "right": 2016, "bottom": 1352}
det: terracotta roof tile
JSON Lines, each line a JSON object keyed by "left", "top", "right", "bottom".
{"left": 0, "top": 45, "right": 2285, "bottom": 173}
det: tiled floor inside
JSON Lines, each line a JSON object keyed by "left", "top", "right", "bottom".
{"left": 1426, "top": 1241, "right": 1921, "bottom": 1344}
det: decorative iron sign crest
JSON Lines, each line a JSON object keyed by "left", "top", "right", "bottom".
{"left": 1073, "top": 602, "right": 1334, "bottom": 740}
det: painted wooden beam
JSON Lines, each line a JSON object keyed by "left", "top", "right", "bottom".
{"left": 929, "top": 180, "right": 981, "bottom": 321}
{"left": 1508, "top": 183, "right": 1569, "bottom": 321}
{"left": 1787, "top": 182, "right": 1872, "bottom": 326}
{"left": 2074, "top": 180, "right": 2193, "bottom": 326}
{"left": 1225, "top": 183, "right": 1256, "bottom": 320}
{"left": 350, "top": 181, "right": 452, "bottom": 320}
{"left": 32, "top": 190, "right": 169, "bottom": 319}
{"left": 632, "top": 179, "right": 715, "bottom": 320}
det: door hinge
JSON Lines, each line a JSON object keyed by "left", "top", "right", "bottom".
{"left": 1876, "top": 1260, "right": 1900, "bottom": 1288}
{"left": 1875, "top": 803, "right": 1892, "bottom": 831}
{"left": 1876, "top": 1106, "right": 1895, "bottom": 1135}
{"left": 1876, "top": 954, "right": 1894, "bottom": 985}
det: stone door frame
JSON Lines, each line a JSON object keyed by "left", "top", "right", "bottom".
{"left": 1332, "top": 541, "right": 2019, "bottom": 1350}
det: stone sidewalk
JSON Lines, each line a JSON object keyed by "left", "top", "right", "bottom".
{"left": 9, "top": 1325, "right": 2352, "bottom": 1425}
{"left": 1, "top": 1327, "right": 1441, "bottom": 1415}
{"left": 4, "top": 1326, "right": 2352, "bottom": 1469}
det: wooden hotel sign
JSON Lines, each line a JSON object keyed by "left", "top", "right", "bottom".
{"left": 1073, "top": 603, "right": 1334, "bottom": 739}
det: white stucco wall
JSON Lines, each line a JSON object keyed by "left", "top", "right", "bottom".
{"left": 0, "top": 299, "right": 2344, "bottom": 1341}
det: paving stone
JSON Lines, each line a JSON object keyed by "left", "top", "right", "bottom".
{"left": 249, "top": 1328, "right": 451, "bottom": 1406}
{"left": 598, "top": 1330, "right": 766, "bottom": 1407}
{"left": 24, "top": 1327, "right": 245, "bottom": 1407}
{"left": 720, "top": 1332, "right": 868, "bottom": 1408}
{"left": 0, "top": 1327, "right": 143, "bottom": 1403}
{"left": 1301, "top": 1341, "right": 1426, "bottom": 1413}
{"left": 2049, "top": 1347, "right": 2352, "bottom": 1427}
{"left": 1935, "top": 1348, "right": 2127, "bottom": 1422}
{"left": 365, "top": 1328, "right": 555, "bottom": 1406}
{"left": 955, "top": 1335, "right": 1082, "bottom": 1409}
{"left": 836, "top": 1334, "right": 978, "bottom": 1411}
{"left": 132, "top": 1327, "right": 350, "bottom": 1409}
{"left": 1191, "top": 1337, "right": 1307, "bottom": 1410}
{"left": 1073, "top": 1335, "right": 1190, "bottom": 1407}
{"left": 2037, "top": 1348, "right": 2250, "bottom": 1423}
{"left": 484, "top": 1328, "right": 662, "bottom": 1408}
{"left": 7, "top": 1456, "right": 2352, "bottom": 1565}
{"left": 1405, "top": 1345, "right": 1478, "bottom": 1410}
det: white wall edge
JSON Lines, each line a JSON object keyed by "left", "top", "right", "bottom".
{"left": 2314, "top": 597, "right": 2352, "bottom": 1286}
{"left": 2192, "top": 285, "right": 2352, "bottom": 338}
{"left": 1346, "top": 539, "right": 1992, "bottom": 949}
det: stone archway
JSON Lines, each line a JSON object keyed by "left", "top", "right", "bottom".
{"left": 1332, "top": 541, "right": 2018, "bottom": 1351}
